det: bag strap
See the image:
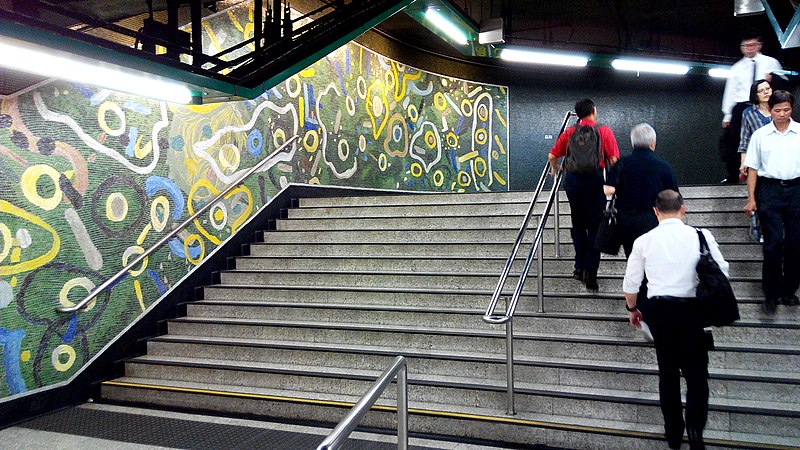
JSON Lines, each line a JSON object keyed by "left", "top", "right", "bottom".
{"left": 695, "top": 228, "right": 710, "bottom": 255}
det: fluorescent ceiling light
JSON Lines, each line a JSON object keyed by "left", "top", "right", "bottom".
{"left": 501, "top": 48, "right": 588, "bottom": 67}
{"left": 708, "top": 68, "right": 732, "bottom": 78}
{"left": 611, "top": 59, "right": 690, "bottom": 75}
{"left": 425, "top": 8, "right": 468, "bottom": 45}
{"left": 0, "top": 38, "right": 194, "bottom": 104}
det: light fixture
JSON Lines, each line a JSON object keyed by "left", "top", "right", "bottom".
{"left": 708, "top": 68, "right": 732, "bottom": 78}
{"left": 0, "top": 38, "right": 194, "bottom": 104}
{"left": 611, "top": 58, "right": 690, "bottom": 75}
{"left": 425, "top": 8, "right": 468, "bottom": 45}
{"left": 500, "top": 48, "right": 588, "bottom": 67}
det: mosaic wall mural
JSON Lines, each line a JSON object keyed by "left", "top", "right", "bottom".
{"left": 0, "top": 1, "right": 509, "bottom": 400}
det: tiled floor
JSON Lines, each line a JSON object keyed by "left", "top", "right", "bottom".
{"left": 0, "top": 403, "right": 515, "bottom": 450}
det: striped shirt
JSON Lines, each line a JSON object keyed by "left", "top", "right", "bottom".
{"left": 738, "top": 105, "right": 772, "bottom": 153}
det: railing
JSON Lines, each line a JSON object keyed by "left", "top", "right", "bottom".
{"left": 56, "top": 134, "right": 300, "bottom": 313}
{"left": 317, "top": 356, "right": 408, "bottom": 450}
{"left": 482, "top": 111, "right": 575, "bottom": 414}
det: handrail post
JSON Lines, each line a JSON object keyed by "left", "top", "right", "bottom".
{"left": 505, "top": 318, "right": 515, "bottom": 415}
{"left": 317, "top": 356, "right": 408, "bottom": 450}
{"left": 537, "top": 238, "right": 544, "bottom": 313}
{"left": 397, "top": 363, "right": 408, "bottom": 450}
{"left": 554, "top": 188, "right": 561, "bottom": 258}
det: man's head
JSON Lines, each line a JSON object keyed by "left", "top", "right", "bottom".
{"left": 630, "top": 123, "right": 657, "bottom": 150}
{"left": 740, "top": 32, "right": 763, "bottom": 59}
{"left": 653, "top": 190, "right": 685, "bottom": 221}
{"left": 768, "top": 90, "right": 794, "bottom": 127}
{"left": 575, "top": 99, "right": 596, "bottom": 120}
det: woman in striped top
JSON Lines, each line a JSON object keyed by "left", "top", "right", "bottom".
{"left": 738, "top": 79, "right": 773, "bottom": 177}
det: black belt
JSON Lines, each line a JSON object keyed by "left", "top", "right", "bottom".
{"left": 760, "top": 177, "right": 800, "bottom": 187}
{"left": 649, "top": 295, "right": 696, "bottom": 303}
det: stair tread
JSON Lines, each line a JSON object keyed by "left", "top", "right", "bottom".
{"left": 150, "top": 334, "right": 800, "bottom": 381}
{"left": 103, "top": 376, "right": 797, "bottom": 446}
{"left": 172, "top": 316, "right": 800, "bottom": 347}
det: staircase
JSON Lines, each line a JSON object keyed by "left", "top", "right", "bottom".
{"left": 100, "top": 185, "right": 800, "bottom": 450}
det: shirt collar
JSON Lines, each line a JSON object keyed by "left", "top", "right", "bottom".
{"left": 765, "top": 119, "right": 800, "bottom": 135}
{"left": 577, "top": 119, "right": 596, "bottom": 126}
{"left": 658, "top": 218, "right": 684, "bottom": 227}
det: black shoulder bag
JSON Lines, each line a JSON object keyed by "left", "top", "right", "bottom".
{"left": 695, "top": 229, "right": 739, "bottom": 327}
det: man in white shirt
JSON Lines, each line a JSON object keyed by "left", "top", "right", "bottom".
{"left": 623, "top": 190, "right": 729, "bottom": 450}
{"left": 720, "top": 32, "right": 782, "bottom": 183}
{"left": 743, "top": 89, "right": 800, "bottom": 313}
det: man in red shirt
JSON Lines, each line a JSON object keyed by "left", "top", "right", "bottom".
{"left": 548, "top": 99, "right": 620, "bottom": 291}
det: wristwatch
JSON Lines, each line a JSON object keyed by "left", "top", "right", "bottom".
{"left": 625, "top": 303, "right": 639, "bottom": 312}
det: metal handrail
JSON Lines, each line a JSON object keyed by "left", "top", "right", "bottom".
{"left": 483, "top": 110, "right": 574, "bottom": 324}
{"left": 317, "top": 356, "right": 408, "bottom": 450}
{"left": 482, "top": 111, "right": 574, "bottom": 415}
{"left": 56, "top": 134, "right": 300, "bottom": 313}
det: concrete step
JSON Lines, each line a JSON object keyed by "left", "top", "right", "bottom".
{"left": 200, "top": 285, "right": 798, "bottom": 321}
{"left": 216, "top": 270, "right": 769, "bottom": 299}
{"left": 115, "top": 357, "right": 798, "bottom": 436}
{"left": 146, "top": 335, "right": 800, "bottom": 405}
{"left": 247, "top": 241, "right": 762, "bottom": 259}
{"left": 232, "top": 255, "right": 763, "bottom": 278}
{"left": 101, "top": 376, "right": 798, "bottom": 450}
{"left": 166, "top": 317, "right": 800, "bottom": 372}
{"left": 286, "top": 203, "right": 752, "bottom": 222}
{"left": 274, "top": 218, "right": 754, "bottom": 242}
{"left": 260, "top": 227, "right": 756, "bottom": 244}
{"left": 298, "top": 187, "right": 746, "bottom": 208}
{"left": 187, "top": 300, "right": 800, "bottom": 345}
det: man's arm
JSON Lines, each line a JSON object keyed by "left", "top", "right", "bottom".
{"left": 702, "top": 229, "right": 730, "bottom": 277}
{"left": 600, "top": 127, "right": 620, "bottom": 164}
{"left": 548, "top": 152, "right": 559, "bottom": 177}
{"left": 744, "top": 168, "right": 758, "bottom": 216}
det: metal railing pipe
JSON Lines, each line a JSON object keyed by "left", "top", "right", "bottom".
{"left": 483, "top": 110, "right": 574, "bottom": 324}
{"left": 317, "top": 356, "right": 408, "bottom": 450}
{"left": 56, "top": 135, "right": 300, "bottom": 313}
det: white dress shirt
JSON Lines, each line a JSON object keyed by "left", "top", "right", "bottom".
{"left": 721, "top": 53, "right": 782, "bottom": 122}
{"left": 744, "top": 119, "right": 800, "bottom": 180}
{"left": 623, "top": 218, "right": 730, "bottom": 298}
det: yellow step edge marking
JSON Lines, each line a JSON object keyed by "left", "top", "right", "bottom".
{"left": 101, "top": 381, "right": 797, "bottom": 450}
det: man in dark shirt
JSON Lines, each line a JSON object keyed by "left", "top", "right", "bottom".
{"left": 605, "top": 123, "right": 679, "bottom": 257}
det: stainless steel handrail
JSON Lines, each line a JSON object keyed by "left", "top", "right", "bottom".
{"left": 56, "top": 134, "right": 300, "bottom": 313}
{"left": 482, "top": 111, "right": 574, "bottom": 414}
{"left": 483, "top": 110, "right": 574, "bottom": 324}
{"left": 317, "top": 355, "right": 408, "bottom": 450}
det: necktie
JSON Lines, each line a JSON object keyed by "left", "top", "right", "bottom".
{"left": 752, "top": 58, "right": 757, "bottom": 83}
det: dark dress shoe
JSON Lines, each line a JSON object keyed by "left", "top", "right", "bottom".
{"left": 572, "top": 269, "right": 583, "bottom": 281}
{"left": 762, "top": 298, "right": 777, "bottom": 314}
{"left": 687, "top": 428, "right": 705, "bottom": 450}
{"left": 584, "top": 275, "right": 599, "bottom": 292}
{"left": 780, "top": 294, "right": 800, "bottom": 306}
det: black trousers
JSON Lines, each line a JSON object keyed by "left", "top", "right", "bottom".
{"left": 563, "top": 171, "right": 605, "bottom": 277}
{"left": 756, "top": 179, "right": 800, "bottom": 301}
{"left": 639, "top": 296, "right": 709, "bottom": 446}
{"left": 723, "top": 102, "right": 750, "bottom": 181}
{"left": 618, "top": 209, "right": 659, "bottom": 257}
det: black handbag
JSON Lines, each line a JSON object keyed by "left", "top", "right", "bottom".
{"left": 695, "top": 229, "right": 739, "bottom": 327}
{"left": 595, "top": 196, "right": 621, "bottom": 255}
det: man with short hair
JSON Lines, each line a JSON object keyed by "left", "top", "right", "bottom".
{"left": 623, "top": 190, "right": 729, "bottom": 450}
{"left": 743, "top": 89, "right": 800, "bottom": 313}
{"left": 720, "top": 32, "right": 781, "bottom": 183}
{"left": 604, "top": 123, "right": 679, "bottom": 257}
{"left": 548, "top": 99, "right": 619, "bottom": 291}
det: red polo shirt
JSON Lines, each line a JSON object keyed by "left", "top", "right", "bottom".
{"left": 549, "top": 119, "right": 620, "bottom": 169}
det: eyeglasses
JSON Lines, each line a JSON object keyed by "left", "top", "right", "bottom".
{"left": 757, "top": 87, "right": 772, "bottom": 94}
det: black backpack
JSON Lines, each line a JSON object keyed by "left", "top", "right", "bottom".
{"left": 564, "top": 123, "right": 602, "bottom": 174}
